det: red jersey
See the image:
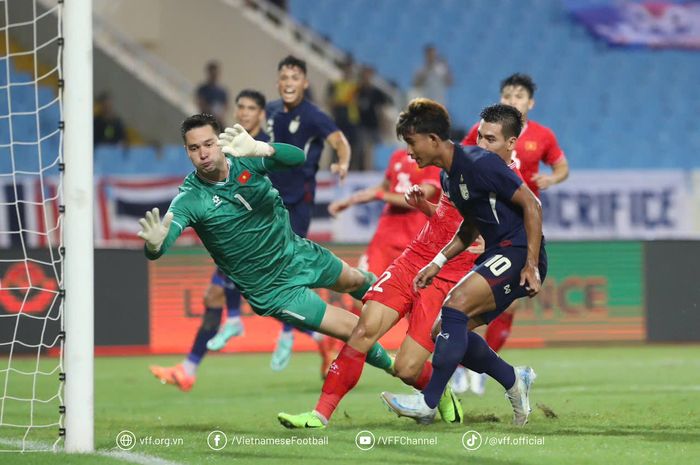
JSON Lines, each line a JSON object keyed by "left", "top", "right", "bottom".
{"left": 403, "top": 194, "right": 479, "bottom": 283}
{"left": 368, "top": 149, "right": 441, "bottom": 252}
{"left": 462, "top": 120, "right": 565, "bottom": 197}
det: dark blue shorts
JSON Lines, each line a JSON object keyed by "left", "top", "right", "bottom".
{"left": 473, "top": 245, "right": 548, "bottom": 323}
{"left": 286, "top": 200, "right": 312, "bottom": 238}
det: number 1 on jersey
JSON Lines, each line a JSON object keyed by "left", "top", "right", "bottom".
{"left": 234, "top": 193, "right": 252, "bottom": 211}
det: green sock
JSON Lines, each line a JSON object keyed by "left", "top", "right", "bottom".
{"left": 366, "top": 342, "right": 393, "bottom": 371}
{"left": 349, "top": 270, "right": 377, "bottom": 300}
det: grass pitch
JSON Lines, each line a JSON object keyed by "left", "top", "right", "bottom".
{"left": 2, "top": 345, "right": 699, "bottom": 464}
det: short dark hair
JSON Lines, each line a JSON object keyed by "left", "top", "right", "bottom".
{"left": 479, "top": 104, "right": 523, "bottom": 139}
{"left": 278, "top": 55, "right": 307, "bottom": 74}
{"left": 180, "top": 113, "right": 221, "bottom": 143}
{"left": 235, "top": 89, "right": 266, "bottom": 109}
{"left": 500, "top": 73, "right": 537, "bottom": 98}
{"left": 396, "top": 98, "right": 451, "bottom": 141}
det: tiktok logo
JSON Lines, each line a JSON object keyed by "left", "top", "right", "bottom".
{"left": 461, "top": 430, "right": 482, "bottom": 451}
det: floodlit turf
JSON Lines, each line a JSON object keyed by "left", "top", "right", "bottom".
{"left": 2, "top": 345, "right": 699, "bottom": 464}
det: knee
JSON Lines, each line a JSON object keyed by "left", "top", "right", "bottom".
{"left": 443, "top": 289, "right": 469, "bottom": 311}
{"left": 203, "top": 286, "right": 225, "bottom": 308}
{"left": 349, "top": 320, "right": 379, "bottom": 346}
{"left": 201, "top": 307, "right": 222, "bottom": 332}
{"left": 394, "top": 357, "right": 422, "bottom": 384}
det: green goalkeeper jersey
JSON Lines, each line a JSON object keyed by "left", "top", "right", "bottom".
{"left": 145, "top": 144, "right": 318, "bottom": 307}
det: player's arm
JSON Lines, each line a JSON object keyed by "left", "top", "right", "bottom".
{"left": 532, "top": 158, "right": 569, "bottom": 190}
{"left": 404, "top": 184, "right": 438, "bottom": 217}
{"left": 329, "top": 180, "right": 437, "bottom": 217}
{"left": 326, "top": 130, "right": 351, "bottom": 181}
{"left": 413, "top": 217, "right": 478, "bottom": 290}
{"left": 140, "top": 207, "right": 181, "bottom": 260}
{"left": 218, "top": 124, "right": 305, "bottom": 169}
{"left": 510, "top": 184, "right": 543, "bottom": 296}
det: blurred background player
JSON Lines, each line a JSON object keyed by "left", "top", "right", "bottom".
{"left": 458, "top": 73, "right": 568, "bottom": 395}
{"left": 195, "top": 61, "right": 229, "bottom": 127}
{"left": 327, "top": 147, "right": 441, "bottom": 279}
{"left": 149, "top": 90, "right": 269, "bottom": 391}
{"left": 265, "top": 55, "right": 352, "bottom": 374}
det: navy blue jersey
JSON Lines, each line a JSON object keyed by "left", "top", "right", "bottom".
{"left": 442, "top": 144, "right": 530, "bottom": 251}
{"left": 254, "top": 130, "right": 270, "bottom": 143}
{"left": 265, "top": 99, "right": 338, "bottom": 204}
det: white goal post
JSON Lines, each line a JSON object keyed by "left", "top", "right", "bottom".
{"left": 62, "top": 0, "right": 94, "bottom": 453}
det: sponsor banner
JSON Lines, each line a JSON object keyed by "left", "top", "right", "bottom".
{"left": 507, "top": 241, "right": 644, "bottom": 345}
{"left": 565, "top": 0, "right": 700, "bottom": 49}
{"left": 147, "top": 242, "right": 645, "bottom": 352}
{"left": 0, "top": 170, "right": 696, "bottom": 247}
{"left": 541, "top": 170, "right": 697, "bottom": 239}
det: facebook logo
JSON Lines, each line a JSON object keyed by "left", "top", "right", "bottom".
{"left": 207, "top": 430, "right": 228, "bottom": 451}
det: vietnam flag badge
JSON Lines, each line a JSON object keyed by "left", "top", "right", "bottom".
{"left": 238, "top": 170, "right": 251, "bottom": 184}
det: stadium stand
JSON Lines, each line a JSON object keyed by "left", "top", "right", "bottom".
{"left": 290, "top": 0, "right": 700, "bottom": 169}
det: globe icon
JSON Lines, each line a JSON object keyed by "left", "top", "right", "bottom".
{"left": 119, "top": 435, "right": 133, "bottom": 448}
{"left": 116, "top": 431, "right": 136, "bottom": 450}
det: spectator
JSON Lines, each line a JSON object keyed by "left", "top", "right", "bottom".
{"left": 413, "top": 44, "right": 453, "bottom": 105}
{"left": 196, "top": 61, "right": 229, "bottom": 126}
{"left": 356, "top": 66, "right": 392, "bottom": 170}
{"left": 93, "top": 91, "right": 126, "bottom": 146}
{"left": 326, "top": 58, "right": 359, "bottom": 169}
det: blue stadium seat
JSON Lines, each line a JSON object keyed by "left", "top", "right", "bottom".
{"left": 290, "top": 0, "right": 699, "bottom": 169}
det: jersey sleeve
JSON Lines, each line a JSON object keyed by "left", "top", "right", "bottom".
{"left": 461, "top": 123, "right": 479, "bottom": 146}
{"left": 144, "top": 190, "right": 198, "bottom": 260}
{"left": 476, "top": 155, "right": 524, "bottom": 201}
{"left": 542, "top": 128, "right": 565, "bottom": 166}
{"left": 238, "top": 143, "right": 305, "bottom": 174}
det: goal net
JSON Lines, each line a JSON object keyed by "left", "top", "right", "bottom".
{"left": 0, "top": 0, "right": 81, "bottom": 453}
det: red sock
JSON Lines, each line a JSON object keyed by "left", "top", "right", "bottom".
{"left": 314, "top": 344, "right": 366, "bottom": 420}
{"left": 485, "top": 312, "right": 514, "bottom": 352}
{"left": 409, "top": 360, "right": 433, "bottom": 390}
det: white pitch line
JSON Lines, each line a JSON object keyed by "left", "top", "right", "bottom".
{"left": 98, "top": 450, "right": 188, "bottom": 465}
{"left": 0, "top": 438, "right": 189, "bottom": 465}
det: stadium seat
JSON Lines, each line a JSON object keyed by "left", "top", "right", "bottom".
{"left": 289, "top": 0, "right": 699, "bottom": 169}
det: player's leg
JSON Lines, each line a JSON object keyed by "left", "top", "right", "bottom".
{"left": 206, "top": 277, "right": 245, "bottom": 351}
{"left": 327, "top": 260, "right": 376, "bottom": 300}
{"left": 271, "top": 199, "right": 315, "bottom": 370}
{"left": 149, "top": 279, "right": 224, "bottom": 391}
{"left": 472, "top": 302, "right": 518, "bottom": 395}
{"left": 278, "top": 300, "right": 398, "bottom": 429}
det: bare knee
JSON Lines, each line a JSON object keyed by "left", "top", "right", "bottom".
{"left": 204, "top": 285, "right": 225, "bottom": 308}
{"left": 394, "top": 356, "right": 423, "bottom": 384}
{"left": 348, "top": 319, "right": 380, "bottom": 351}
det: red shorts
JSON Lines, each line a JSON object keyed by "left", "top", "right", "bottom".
{"left": 359, "top": 242, "right": 405, "bottom": 277}
{"left": 363, "top": 254, "right": 457, "bottom": 352}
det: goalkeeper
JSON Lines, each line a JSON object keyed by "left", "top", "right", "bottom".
{"left": 138, "top": 114, "right": 393, "bottom": 373}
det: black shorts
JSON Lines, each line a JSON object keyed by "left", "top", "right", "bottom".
{"left": 473, "top": 244, "right": 548, "bottom": 323}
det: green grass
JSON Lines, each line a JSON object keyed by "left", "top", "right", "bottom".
{"left": 2, "top": 345, "right": 700, "bottom": 464}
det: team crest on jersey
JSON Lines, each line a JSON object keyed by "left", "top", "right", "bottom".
{"left": 459, "top": 175, "right": 469, "bottom": 200}
{"left": 212, "top": 195, "right": 223, "bottom": 207}
{"left": 289, "top": 116, "right": 301, "bottom": 134}
{"left": 525, "top": 141, "right": 537, "bottom": 151}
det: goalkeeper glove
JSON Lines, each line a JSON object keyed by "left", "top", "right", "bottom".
{"left": 137, "top": 207, "right": 173, "bottom": 253}
{"left": 217, "top": 124, "right": 274, "bottom": 157}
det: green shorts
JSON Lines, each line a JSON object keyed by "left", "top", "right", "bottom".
{"left": 249, "top": 237, "right": 344, "bottom": 331}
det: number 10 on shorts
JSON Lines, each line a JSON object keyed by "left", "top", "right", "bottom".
{"left": 483, "top": 254, "right": 511, "bottom": 276}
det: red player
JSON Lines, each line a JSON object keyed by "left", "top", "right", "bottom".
{"left": 460, "top": 73, "right": 568, "bottom": 394}
{"left": 328, "top": 148, "right": 441, "bottom": 278}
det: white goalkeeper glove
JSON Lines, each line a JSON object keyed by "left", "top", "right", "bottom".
{"left": 137, "top": 207, "right": 173, "bottom": 253}
{"left": 217, "top": 124, "right": 274, "bottom": 157}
